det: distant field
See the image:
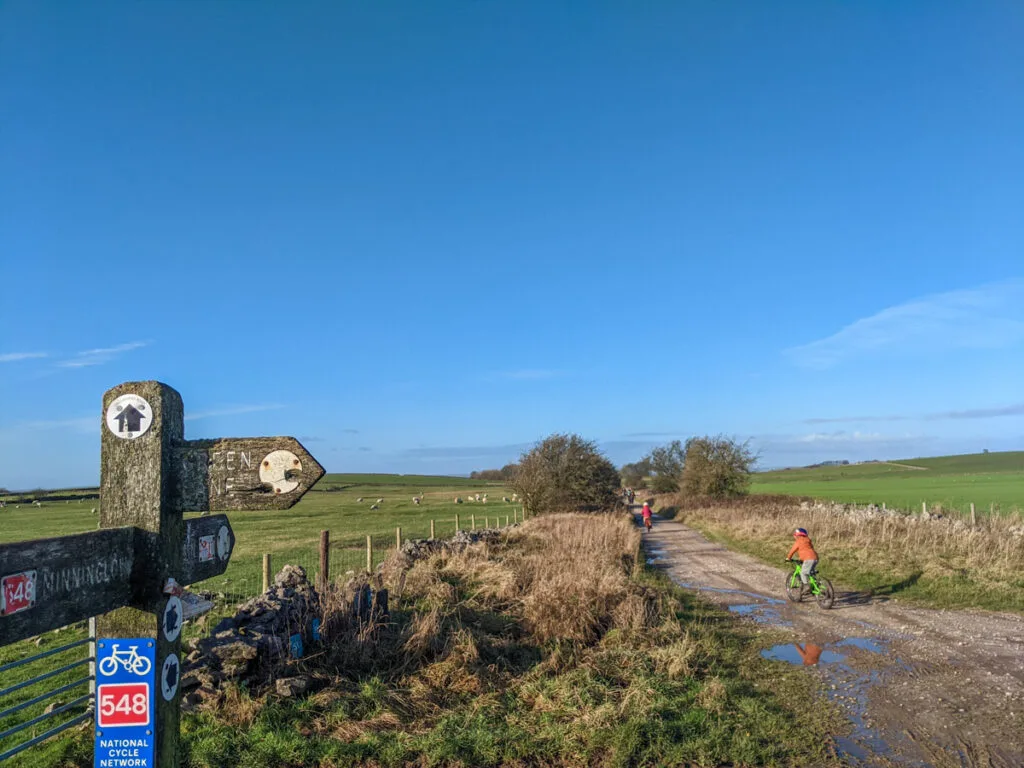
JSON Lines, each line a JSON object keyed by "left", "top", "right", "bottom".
{"left": 753, "top": 451, "right": 1024, "bottom": 514}
{"left": 0, "top": 473, "right": 515, "bottom": 584}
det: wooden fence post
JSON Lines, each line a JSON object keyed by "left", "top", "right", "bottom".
{"left": 471, "top": 514, "right": 476, "bottom": 530}
{"left": 318, "top": 530, "right": 330, "bottom": 594}
{"left": 263, "top": 553, "right": 272, "bottom": 593}
{"left": 505, "top": 515, "right": 509, "bottom": 527}
{"left": 455, "top": 513, "right": 460, "bottom": 532}
{"left": 366, "top": 535, "right": 373, "bottom": 573}
{"left": 922, "top": 501, "right": 927, "bottom": 516}
{"left": 970, "top": 503, "right": 976, "bottom": 526}
{"left": 485, "top": 516, "right": 489, "bottom": 529}
{"left": 430, "top": 519, "right": 435, "bottom": 540}
{"left": 396, "top": 526, "right": 402, "bottom": 551}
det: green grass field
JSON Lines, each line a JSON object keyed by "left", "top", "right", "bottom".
{"left": 0, "top": 474, "right": 517, "bottom": 766}
{"left": 752, "top": 451, "right": 1024, "bottom": 514}
{"left": 1, "top": 473, "right": 517, "bottom": 591}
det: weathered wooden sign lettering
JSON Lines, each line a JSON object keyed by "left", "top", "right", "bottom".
{"left": 0, "top": 528, "right": 135, "bottom": 645}
{"left": 173, "top": 437, "right": 324, "bottom": 512}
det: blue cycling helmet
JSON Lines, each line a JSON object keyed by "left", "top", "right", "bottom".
{"left": 793, "top": 527, "right": 809, "bottom": 537}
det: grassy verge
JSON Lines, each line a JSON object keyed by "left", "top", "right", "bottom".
{"left": 181, "top": 513, "right": 842, "bottom": 767}
{"left": 672, "top": 496, "right": 1024, "bottom": 614}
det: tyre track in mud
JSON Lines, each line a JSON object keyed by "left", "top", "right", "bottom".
{"left": 640, "top": 514, "right": 1024, "bottom": 768}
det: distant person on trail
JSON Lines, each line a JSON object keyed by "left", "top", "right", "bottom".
{"left": 785, "top": 527, "right": 819, "bottom": 595}
{"left": 628, "top": 489, "right": 636, "bottom": 504}
{"left": 641, "top": 502, "right": 653, "bottom": 532}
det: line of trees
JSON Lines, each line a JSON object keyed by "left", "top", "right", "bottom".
{"left": 469, "top": 432, "right": 756, "bottom": 518}
{"left": 623, "top": 436, "right": 757, "bottom": 498}
{"left": 469, "top": 464, "right": 519, "bottom": 482}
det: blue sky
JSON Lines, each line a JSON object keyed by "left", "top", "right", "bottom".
{"left": 2, "top": 1, "right": 1023, "bottom": 489}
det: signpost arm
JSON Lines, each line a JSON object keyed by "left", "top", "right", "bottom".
{"left": 97, "top": 381, "right": 184, "bottom": 768}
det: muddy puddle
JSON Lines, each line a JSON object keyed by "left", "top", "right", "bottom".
{"left": 661, "top": 569, "right": 920, "bottom": 765}
{"left": 760, "top": 635, "right": 927, "bottom": 766}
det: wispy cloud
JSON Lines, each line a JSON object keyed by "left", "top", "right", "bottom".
{"left": 0, "top": 352, "right": 47, "bottom": 363}
{"left": 804, "top": 415, "right": 909, "bottom": 425}
{"left": 184, "top": 404, "right": 285, "bottom": 421}
{"left": 786, "top": 279, "right": 1024, "bottom": 369}
{"left": 933, "top": 403, "right": 1024, "bottom": 420}
{"left": 0, "top": 416, "right": 97, "bottom": 435}
{"left": 342, "top": 428, "right": 360, "bottom": 435}
{"left": 57, "top": 341, "right": 150, "bottom": 369}
{"left": 485, "top": 369, "right": 564, "bottom": 381}
{"left": 804, "top": 401, "right": 1024, "bottom": 424}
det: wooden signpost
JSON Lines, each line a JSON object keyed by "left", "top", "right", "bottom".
{"left": 0, "top": 380, "right": 324, "bottom": 768}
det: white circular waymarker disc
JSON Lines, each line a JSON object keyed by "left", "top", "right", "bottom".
{"left": 259, "top": 450, "right": 301, "bottom": 495}
{"left": 217, "top": 525, "right": 231, "bottom": 561}
{"left": 105, "top": 394, "right": 153, "bottom": 440}
{"left": 161, "top": 654, "right": 180, "bottom": 701}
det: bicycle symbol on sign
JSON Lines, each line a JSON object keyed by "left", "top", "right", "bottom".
{"left": 99, "top": 644, "right": 153, "bottom": 677}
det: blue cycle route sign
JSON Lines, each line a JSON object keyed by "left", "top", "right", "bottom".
{"left": 94, "top": 638, "right": 156, "bottom": 768}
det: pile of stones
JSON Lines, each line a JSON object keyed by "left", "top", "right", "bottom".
{"left": 180, "top": 564, "right": 322, "bottom": 707}
{"left": 180, "top": 528, "right": 511, "bottom": 707}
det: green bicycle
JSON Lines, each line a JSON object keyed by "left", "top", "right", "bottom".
{"left": 784, "top": 559, "right": 835, "bottom": 609}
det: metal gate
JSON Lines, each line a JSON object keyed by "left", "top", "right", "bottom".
{"left": 0, "top": 619, "right": 95, "bottom": 762}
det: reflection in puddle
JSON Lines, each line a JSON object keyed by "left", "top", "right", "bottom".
{"left": 761, "top": 636, "right": 885, "bottom": 667}
{"left": 762, "top": 642, "right": 847, "bottom": 666}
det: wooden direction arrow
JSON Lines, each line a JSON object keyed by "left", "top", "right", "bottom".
{"left": 173, "top": 437, "right": 324, "bottom": 512}
{"left": 0, "top": 528, "right": 135, "bottom": 646}
{"left": 180, "top": 514, "right": 235, "bottom": 586}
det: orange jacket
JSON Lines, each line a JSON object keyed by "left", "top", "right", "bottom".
{"left": 787, "top": 537, "right": 819, "bottom": 561}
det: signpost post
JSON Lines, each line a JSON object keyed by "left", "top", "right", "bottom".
{"left": 0, "top": 380, "right": 324, "bottom": 767}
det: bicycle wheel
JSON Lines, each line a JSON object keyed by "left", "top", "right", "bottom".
{"left": 784, "top": 573, "right": 803, "bottom": 603}
{"left": 99, "top": 657, "right": 118, "bottom": 677}
{"left": 815, "top": 577, "right": 835, "bottom": 610}
{"left": 132, "top": 655, "right": 152, "bottom": 676}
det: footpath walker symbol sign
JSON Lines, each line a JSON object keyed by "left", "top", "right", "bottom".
{"left": 0, "top": 380, "right": 324, "bottom": 767}
{"left": 105, "top": 394, "right": 153, "bottom": 439}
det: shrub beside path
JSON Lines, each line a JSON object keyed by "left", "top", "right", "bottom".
{"left": 638, "top": 510, "right": 1024, "bottom": 768}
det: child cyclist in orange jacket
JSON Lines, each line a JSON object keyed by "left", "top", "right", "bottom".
{"left": 786, "top": 528, "right": 818, "bottom": 594}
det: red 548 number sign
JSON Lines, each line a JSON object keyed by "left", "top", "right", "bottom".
{"left": 97, "top": 683, "right": 151, "bottom": 727}
{"left": 0, "top": 570, "right": 36, "bottom": 616}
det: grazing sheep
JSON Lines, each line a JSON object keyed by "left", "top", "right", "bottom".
{"left": 475, "top": 493, "right": 481, "bottom": 501}
{"left": 370, "top": 504, "right": 379, "bottom": 510}
{"left": 502, "top": 497, "right": 510, "bottom": 503}
{"left": 454, "top": 497, "right": 463, "bottom": 504}
{"left": 356, "top": 497, "right": 364, "bottom": 502}
{"left": 376, "top": 498, "right": 384, "bottom": 504}
{"left": 412, "top": 496, "right": 421, "bottom": 505}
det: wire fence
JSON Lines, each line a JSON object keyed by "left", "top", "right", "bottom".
{"left": 0, "top": 622, "right": 94, "bottom": 763}
{"left": 189, "top": 508, "right": 526, "bottom": 612}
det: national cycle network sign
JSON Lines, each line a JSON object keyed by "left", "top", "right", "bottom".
{"left": 94, "top": 638, "right": 156, "bottom": 768}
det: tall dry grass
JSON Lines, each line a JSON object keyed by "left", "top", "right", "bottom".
{"left": 672, "top": 495, "right": 1024, "bottom": 610}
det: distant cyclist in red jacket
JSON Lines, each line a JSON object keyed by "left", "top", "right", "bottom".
{"left": 641, "top": 502, "right": 653, "bottom": 532}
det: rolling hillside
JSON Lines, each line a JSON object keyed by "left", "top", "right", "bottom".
{"left": 752, "top": 451, "right": 1024, "bottom": 513}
